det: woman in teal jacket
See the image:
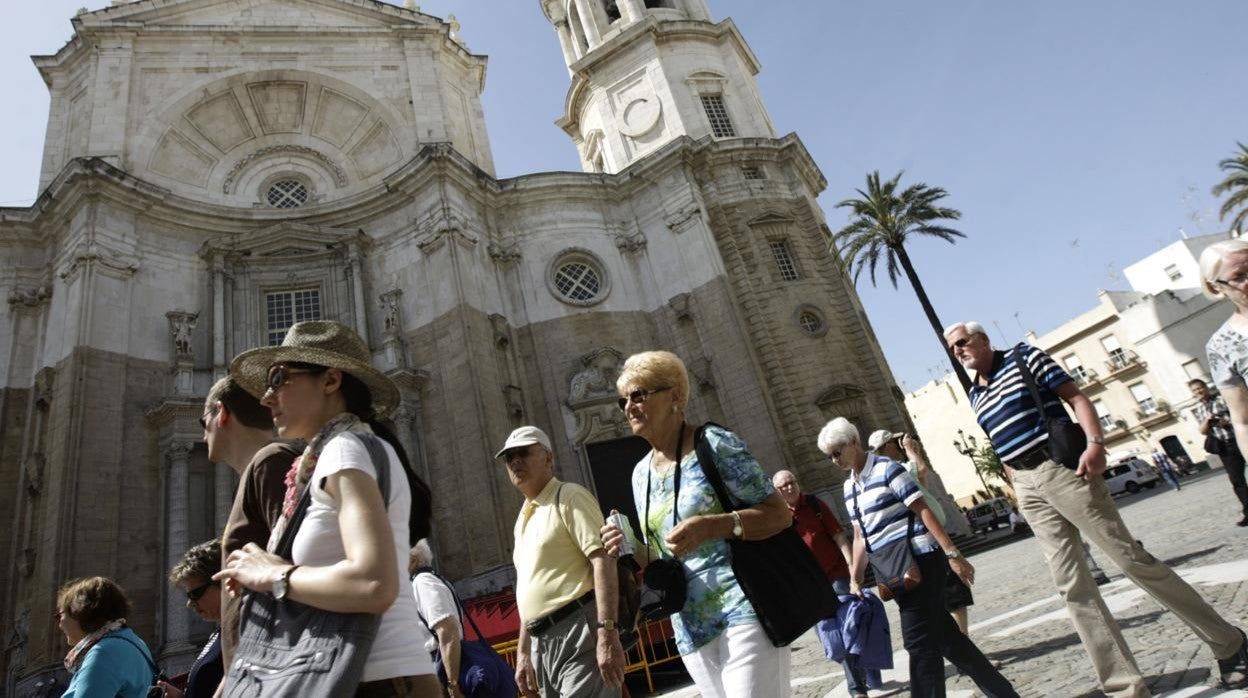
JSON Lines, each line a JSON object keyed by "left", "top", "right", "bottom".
{"left": 58, "top": 576, "right": 157, "bottom": 698}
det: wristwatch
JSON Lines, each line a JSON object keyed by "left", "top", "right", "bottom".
{"left": 1088, "top": 435, "right": 1105, "bottom": 445}
{"left": 272, "top": 565, "right": 298, "bottom": 601}
{"left": 597, "top": 619, "right": 618, "bottom": 631}
{"left": 944, "top": 549, "right": 962, "bottom": 560}
{"left": 730, "top": 511, "right": 744, "bottom": 539}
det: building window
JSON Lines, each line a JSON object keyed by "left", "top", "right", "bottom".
{"left": 603, "top": 0, "right": 621, "bottom": 22}
{"left": 1129, "top": 382, "right": 1157, "bottom": 415}
{"left": 1182, "top": 359, "right": 1206, "bottom": 382}
{"left": 741, "top": 165, "right": 764, "bottom": 181}
{"left": 548, "top": 250, "right": 610, "bottom": 307}
{"left": 1101, "top": 335, "right": 1127, "bottom": 368}
{"left": 769, "top": 239, "right": 800, "bottom": 281}
{"left": 1164, "top": 263, "right": 1182, "bottom": 282}
{"left": 265, "top": 179, "right": 309, "bottom": 209}
{"left": 700, "top": 94, "right": 736, "bottom": 137}
{"left": 798, "top": 311, "right": 822, "bottom": 334}
{"left": 266, "top": 289, "right": 322, "bottom": 346}
{"left": 1063, "top": 354, "right": 1088, "bottom": 384}
{"left": 1093, "top": 400, "right": 1113, "bottom": 429}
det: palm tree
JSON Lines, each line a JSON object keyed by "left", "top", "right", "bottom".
{"left": 832, "top": 170, "right": 971, "bottom": 390}
{"left": 1213, "top": 142, "right": 1248, "bottom": 235}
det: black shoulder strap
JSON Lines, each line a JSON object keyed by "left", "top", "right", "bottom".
{"left": 412, "top": 569, "right": 490, "bottom": 643}
{"left": 693, "top": 422, "right": 737, "bottom": 514}
{"left": 1013, "top": 345, "right": 1048, "bottom": 419}
{"left": 848, "top": 456, "right": 914, "bottom": 556}
{"left": 643, "top": 422, "right": 686, "bottom": 558}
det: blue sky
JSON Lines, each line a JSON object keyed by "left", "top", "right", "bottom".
{"left": 3, "top": 1, "right": 1246, "bottom": 392}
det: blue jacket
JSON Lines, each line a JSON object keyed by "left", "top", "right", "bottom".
{"left": 62, "top": 627, "right": 155, "bottom": 698}
{"left": 817, "top": 591, "right": 893, "bottom": 671}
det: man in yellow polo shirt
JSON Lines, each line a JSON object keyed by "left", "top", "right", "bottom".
{"left": 498, "top": 426, "right": 624, "bottom": 698}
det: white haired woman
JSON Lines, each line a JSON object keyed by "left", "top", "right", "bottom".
{"left": 599, "top": 350, "right": 793, "bottom": 698}
{"left": 817, "top": 417, "right": 1019, "bottom": 698}
{"left": 1199, "top": 238, "right": 1248, "bottom": 526}
{"left": 214, "top": 320, "right": 440, "bottom": 697}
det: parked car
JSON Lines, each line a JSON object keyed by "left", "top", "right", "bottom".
{"left": 1104, "top": 458, "right": 1160, "bottom": 496}
{"left": 967, "top": 497, "right": 1012, "bottom": 533}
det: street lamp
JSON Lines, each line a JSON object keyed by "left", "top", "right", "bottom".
{"left": 953, "top": 429, "right": 991, "bottom": 493}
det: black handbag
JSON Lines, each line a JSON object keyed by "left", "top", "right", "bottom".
{"left": 850, "top": 482, "right": 920, "bottom": 601}
{"left": 224, "top": 433, "right": 392, "bottom": 697}
{"left": 1014, "top": 346, "right": 1087, "bottom": 469}
{"left": 1204, "top": 433, "right": 1226, "bottom": 455}
{"left": 638, "top": 424, "right": 688, "bottom": 621}
{"left": 412, "top": 569, "right": 517, "bottom": 698}
{"left": 693, "top": 423, "right": 839, "bottom": 647}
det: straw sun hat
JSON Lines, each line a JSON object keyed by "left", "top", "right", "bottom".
{"left": 229, "top": 320, "right": 400, "bottom": 418}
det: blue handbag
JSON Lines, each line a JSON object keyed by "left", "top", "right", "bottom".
{"left": 413, "top": 569, "right": 517, "bottom": 698}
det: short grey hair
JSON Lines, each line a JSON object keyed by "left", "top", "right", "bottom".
{"left": 817, "top": 418, "right": 860, "bottom": 455}
{"left": 1199, "top": 239, "right": 1248, "bottom": 300}
{"left": 409, "top": 539, "right": 434, "bottom": 570}
{"left": 943, "top": 321, "right": 988, "bottom": 341}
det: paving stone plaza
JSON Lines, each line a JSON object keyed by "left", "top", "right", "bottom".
{"left": 658, "top": 469, "right": 1248, "bottom": 697}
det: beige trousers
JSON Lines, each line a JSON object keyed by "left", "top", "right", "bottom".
{"left": 1012, "top": 459, "right": 1241, "bottom": 698}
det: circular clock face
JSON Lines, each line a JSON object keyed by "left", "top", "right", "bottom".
{"left": 620, "top": 96, "right": 662, "bottom": 137}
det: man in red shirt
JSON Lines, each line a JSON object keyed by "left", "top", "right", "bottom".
{"left": 773, "top": 470, "right": 867, "bottom": 698}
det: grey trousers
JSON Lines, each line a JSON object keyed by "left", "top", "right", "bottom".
{"left": 530, "top": 602, "right": 620, "bottom": 698}
{"left": 1013, "top": 459, "right": 1241, "bottom": 698}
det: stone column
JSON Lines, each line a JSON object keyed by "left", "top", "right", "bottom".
{"left": 618, "top": 0, "right": 644, "bottom": 23}
{"left": 554, "top": 20, "right": 578, "bottom": 69}
{"left": 212, "top": 258, "right": 226, "bottom": 377}
{"left": 573, "top": 0, "right": 603, "bottom": 48}
{"left": 346, "top": 245, "right": 369, "bottom": 344}
{"left": 163, "top": 440, "right": 194, "bottom": 651}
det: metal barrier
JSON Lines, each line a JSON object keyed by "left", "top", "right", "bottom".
{"left": 491, "top": 619, "right": 683, "bottom": 695}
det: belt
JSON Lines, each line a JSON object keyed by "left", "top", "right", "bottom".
{"left": 525, "top": 591, "right": 594, "bottom": 635}
{"left": 1007, "top": 445, "right": 1050, "bottom": 471}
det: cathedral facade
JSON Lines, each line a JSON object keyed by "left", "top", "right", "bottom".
{"left": 0, "top": 0, "right": 907, "bottom": 692}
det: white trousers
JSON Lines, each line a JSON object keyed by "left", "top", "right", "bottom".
{"left": 681, "top": 622, "right": 791, "bottom": 698}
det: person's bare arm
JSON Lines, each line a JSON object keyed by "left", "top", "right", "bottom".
{"left": 431, "top": 617, "right": 464, "bottom": 698}
{"left": 663, "top": 492, "right": 790, "bottom": 557}
{"left": 1055, "top": 382, "right": 1107, "bottom": 479}
{"left": 1221, "top": 386, "right": 1248, "bottom": 447}
{"left": 515, "top": 625, "right": 537, "bottom": 697}
{"left": 902, "top": 435, "right": 930, "bottom": 486}
{"left": 834, "top": 530, "right": 853, "bottom": 573}
{"left": 587, "top": 549, "right": 625, "bottom": 687}
{"left": 848, "top": 523, "right": 869, "bottom": 596}
{"left": 910, "top": 499, "right": 974, "bottom": 586}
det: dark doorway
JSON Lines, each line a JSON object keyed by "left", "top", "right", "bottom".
{"left": 1160, "top": 435, "right": 1193, "bottom": 469}
{"left": 585, "top": 436, "right": 652, "bottom": 544}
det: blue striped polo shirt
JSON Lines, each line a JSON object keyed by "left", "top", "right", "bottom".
{"left": 969, "top": 343, "right": 1074, "bottom": 462}
{"left": 843, "top": 453, "right": 937, "bottom": 555}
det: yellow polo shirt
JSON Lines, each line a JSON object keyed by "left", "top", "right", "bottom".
{"left": 513, "top": 477, "right": 605, "bottom": 622}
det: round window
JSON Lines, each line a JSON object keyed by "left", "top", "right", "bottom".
{"left": 547, "top": 250, "right": 609, "bottom": 306}
{"left": 265, "top": 179, "right": 310, "bottom": 209}
{"left": 796, "top": 308, "right": 826, "bottom": 336}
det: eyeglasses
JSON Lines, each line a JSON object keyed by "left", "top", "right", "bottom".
{"left": 949, "top": 336, "right": 977, "bottom": 350}
{"left": 1215, "top": 274, "right": 1248, "bottom": 289}
{"left": 828, "top": 450, "right": 843, "bottom": 461}
{"left": 502, "top": 445, "right": 532, "bottom": 462}
{"left": 198, "top": 405, "right": 218, "bottom": 430}
{"left": 186, "top": 581, "right": 217, "bottom": 602}
{"left": 265, "top": 366, "right": 319, "bottom": 392}
{"left": 617, "top": 386, "right": 672, "bottom": 411}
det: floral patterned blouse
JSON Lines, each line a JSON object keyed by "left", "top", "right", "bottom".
{"left": 630, "top": 424, "right": 775, "bottom": 654}
{"left": 1207, "top": 321, "right": 1248, "bottom": 390}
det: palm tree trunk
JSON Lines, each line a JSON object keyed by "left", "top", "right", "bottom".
{"left": 895, "top": 246, "right": 973, "bottom": 393}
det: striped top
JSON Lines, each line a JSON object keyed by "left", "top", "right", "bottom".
{"left": 969, "top": 343, "right": 1074, "bottom": 462}
{"left": 842, "top": 453, "right": 937, "bottom": 555}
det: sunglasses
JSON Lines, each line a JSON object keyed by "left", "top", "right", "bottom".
{"left": 617, "top": 386, "right": 672, "bottom": 411}
{"left": 502, "top": 445, "right": 533, "bottom": 462}
{"left": 949, "top": 336, "right": 976, "bottom": 350}
{"left": 265, "top": 366, "right": 320, "bottom": 392}
{"left": 198, "top": 405, "right": 217, "bottom": 430}
{"left": 186, "top": 581, "right": 217, "bottom": 602}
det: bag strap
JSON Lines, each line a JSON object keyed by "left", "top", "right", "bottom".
{"left": 412, "top": 569, "right": 490, "bottom": 643}
{"left": 643, "top": 421, "right": 685, "bottom": 559}
{"left": 848, "top": 455, "right": 915, "bottom": 556}
{"left": 1012, "top": 346, "right": 1049, "bottom": 424}
{"left": 691, "top": 422, "right": 736, "bottom": 514}
{"left": 102, "top": 633, "right": 161, "bottom": 683}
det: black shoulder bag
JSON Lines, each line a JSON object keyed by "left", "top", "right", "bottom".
{"left": 637, "top": 423, "right": 688, "bottom": 621}
{"left": 1014, "top": 346, "right": 1086, "bottom": 469}
{"left": 693, "top": 423, "right": 839, "bottom": 647}
{"left": 225, "top": 432, "right": 393, "bottom": 697}
{"left": 849, "top": 474, "right": 920, "bottom": 602}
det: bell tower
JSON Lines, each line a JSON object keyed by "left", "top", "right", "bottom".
{"left": 541, "top": 0, "right": 777, "bottom": 173}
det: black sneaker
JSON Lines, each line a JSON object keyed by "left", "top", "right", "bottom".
{"left": 1217, "top": 627, "right": 1248, "bottom": 689}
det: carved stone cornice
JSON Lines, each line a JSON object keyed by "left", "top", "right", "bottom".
{"left": 222, "top": 145, "right": 348, "bottom": 194}
{"left": 664, "top": 203, "right": 701, "bottom": 234}
{"left": 7, "top": 284, "right": 51, "bottom": 310}
{"left": 414, "top": 207, "right": 477, "bottom": 254}
{"left": 58, "top": 239, "right": 139, "bottom": 282}
{"left": 487, "top": 241, "right": 521, "bottom": 266}
{"left": 387, "top": 367, "right": 431, "bottom": 395}
{"left": 612, "top": 223, "right": 647, "bottom": 254}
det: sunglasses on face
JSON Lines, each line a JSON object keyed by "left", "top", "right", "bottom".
{"left": 198, "top": 406, "right": 217, "bottom": 430}
{"left": 503, "top": 446, "right": 533, "bottom": 462}
{"left": 265, "top": 365, "right": 319, "bottom": 392}
{"left": 617, "top": 386, "right": 672, "bottom": 411}
{"left": 186, "top": 581, "right": 217, "bottom": 602}
{"left": 949, "top": 336, "right": 976, "bottom": 350}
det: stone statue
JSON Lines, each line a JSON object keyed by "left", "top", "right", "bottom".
{"left": 380, "top": 290, "right": 402, "bottom": 334}
{"left": 569, "top": 348, "right": 624, "bottom": 403}
{"left": 166, "top": 311, "right": 198, "bottom": 359}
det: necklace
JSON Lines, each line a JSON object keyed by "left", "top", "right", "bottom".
{"left": 655, "top": 464, "right": 675, "bottom": 494}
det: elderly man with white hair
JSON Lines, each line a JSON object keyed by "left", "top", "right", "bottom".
{"left": 945, "top": 319, "right": 1248, "bottom": 695}
{"left": 409, "top": 540, "right": 466, "bottom": 698}
{"left": 817, "top": 417, "right": 1019, "bottom": 698}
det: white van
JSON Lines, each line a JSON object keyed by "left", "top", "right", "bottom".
{"left": 1104, "top": 458, "right": 1160, "bottom": 496}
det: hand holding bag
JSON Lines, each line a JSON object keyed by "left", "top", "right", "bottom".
{"left": 224, "top": 432, "right": 391, "bottom": 697}
{"left": 850, "top": 479, "right": 920, "bottom": 602}
{"left": 1014, "top": 346, "right": 1087, "bottom": 469}
{"left": 693, "top": 423, "right": 839, "bottom": 647}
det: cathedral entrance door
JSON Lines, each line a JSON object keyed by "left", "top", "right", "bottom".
{"left": 585, "top": 436, "right": 652, "bottom": 545}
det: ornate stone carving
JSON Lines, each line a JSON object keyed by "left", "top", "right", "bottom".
{"left": 222, "top": 145, "right": 348, "bottom": 193}
{"left": 489, "top": 314, "right": 512, "bottom": 348}
{"left": 166, "top": 310, "right": 198, "bottom": 359}
{"left": 58, "top": 240, "right": 140, "bottom": 282}
{"left": 488, "top": 241, "right": 522, "bottom": 266}
{"left": 33, "top": 368, "right": 55, "bottom": 409}
{"left": 612, "top": 223, "right": 647, "bottom": 254}
{"left": 664, "top": 203, "right": 701, "bottom": 234}
{"left": 379, "top": 289, "right": 403, "bottom": 335}
{"left": 504, "top": 385, "right": 524, "bottom": 417}
{"left": 569, "top": 347, "right": 624, "bottom": 404}
{"left": 414, "top": 208, "right": 477, "bottom": 254}
{"left": 668, "top": 293, "right": 693, "bottom": 322}
{"left": 6, "top": 284, "right": 51, "bottom": 310}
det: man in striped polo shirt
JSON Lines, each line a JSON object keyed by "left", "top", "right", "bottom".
{"left": 946, "top": 321, "right": 1248, "bottom": 695}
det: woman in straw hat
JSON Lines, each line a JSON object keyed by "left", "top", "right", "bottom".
{"left": 214, "top": 320, "right": 440, "bottom": 696}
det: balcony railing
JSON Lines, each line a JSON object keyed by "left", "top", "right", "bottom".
{"left": 1103, "top": 351, "right": 1146, "bottom": 379}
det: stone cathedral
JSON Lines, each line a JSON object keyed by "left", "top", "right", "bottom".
{"left": 0, "top": 0, "right": 909, "bottom": 692}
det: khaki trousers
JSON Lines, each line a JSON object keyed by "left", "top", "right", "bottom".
{"left": 1012, "top": 459, "right": 1241, "bottom": 698}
